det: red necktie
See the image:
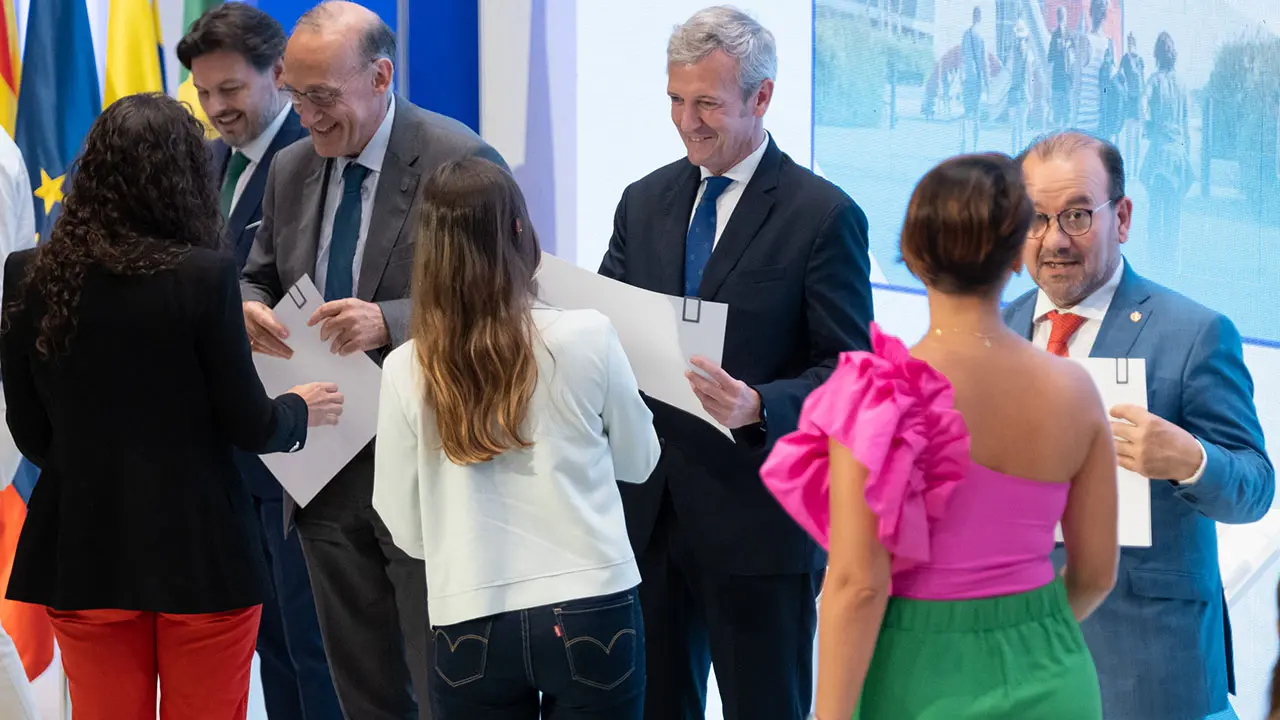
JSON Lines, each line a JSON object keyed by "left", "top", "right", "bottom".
{"left": 1045, "top": 310, "right": 1087, "bottom": 357}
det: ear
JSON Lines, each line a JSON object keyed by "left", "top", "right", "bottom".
{"left": 752, "top": 78, "right": 775, "bottom": 118}
{"left": 372, "top": 57, "right": 395, "bottom": 95}
{"left": 1115, "top": 195, "right": 1133, "bottom": 246}
{"left": 271, "top": 59, "right": 285, "bottom": 89}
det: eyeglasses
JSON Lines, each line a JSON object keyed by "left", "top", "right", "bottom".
{"left": 284, "top": 65, "right": 369, "bottom": 109}
{"left": 1029, "top": 198, "right": 1118, "bottom": 238}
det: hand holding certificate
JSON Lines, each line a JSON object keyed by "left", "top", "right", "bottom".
{"left": 251, "top": 276, "right": 383, "bottom": 507}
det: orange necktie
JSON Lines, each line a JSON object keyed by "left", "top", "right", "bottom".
{"left": 1045, "top": 310, "right": 1087, "bottom": 357}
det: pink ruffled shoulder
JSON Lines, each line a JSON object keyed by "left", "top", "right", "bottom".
{"left": 759, "top": 323, "right": 970, "bottom": 570}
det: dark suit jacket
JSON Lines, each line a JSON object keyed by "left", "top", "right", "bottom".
{"left": 211, "top": 109, "right": 309, "bottom": 269}
{"left": 240, "top": 96, "right": 506, "bottom": 523}
{"left": 1004, "top": 262, "right": 1274, "bottom": 719}
{"left": 211, "top": 110, "right": 309, "bottom": 501}
{"left": 599, "top": 138, "right": 873, "bottom": 575}
{"left": 0, "top": 247, "right": 308, "bottom": 612}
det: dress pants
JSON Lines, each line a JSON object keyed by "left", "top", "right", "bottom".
{"left": 47, "top": 606, "right": 261, "bottom": 720}
{"left": 637, "top": 493, "right": 821, "bottom": 720}
{"left": 294, "top": 466, "right": 433, "bottom": 720}
{"left": 254, "top": 495, "right": 343, "bottom": 720}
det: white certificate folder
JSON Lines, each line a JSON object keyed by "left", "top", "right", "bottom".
{"left": 1055, "top": 357, "right": 1152, "bottom": 548}
{"left": 252, "top": 276, "right": 383, "bottom": 507}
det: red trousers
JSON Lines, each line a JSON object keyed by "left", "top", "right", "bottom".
{"left": 47, "top": 606, "right": 262, "bottom": 720}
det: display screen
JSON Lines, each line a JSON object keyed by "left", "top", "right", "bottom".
{"left": 814, "top": 0, "right": 1280, "bottom": 345}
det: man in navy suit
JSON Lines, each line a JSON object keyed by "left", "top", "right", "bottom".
{"left": 1006, "top": 131, "right": 1274, "bottom": 720}
{"left": 599, "top": 8, "right": 872, "bottom": 719}
{"left": 178, "top": 6, "right": 341, "bottom": 720}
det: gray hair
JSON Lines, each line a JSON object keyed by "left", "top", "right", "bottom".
{"left": 667, "top": 6, "right": 777, "bottom": 98}
{"left": 296, "top": 1, "right": 396, "bottom": 64}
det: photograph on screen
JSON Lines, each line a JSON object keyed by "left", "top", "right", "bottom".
{"left": 814, "top": 0, "right": 1280, "bottom": 345}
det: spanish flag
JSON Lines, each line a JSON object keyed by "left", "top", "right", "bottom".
{"left": 0, "top": 0, "right": 17, "bottom": 135}
{"left": 103, "top": 0, "right": 167, "bottom": 107}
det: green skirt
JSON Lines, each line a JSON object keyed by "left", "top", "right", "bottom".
{"left": 854, "top": 579, "right": 1102, "bottom": 719}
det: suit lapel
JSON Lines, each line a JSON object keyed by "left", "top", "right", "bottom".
{"left": 227, "top": 111, "right": 306, "bottom": 241}
{"left": 294, "top": 154, "right": 330, "bottom": 285}
{"left": 656, "top": 164, "right": 702, "bottom": 296}
{"left": 357, "top": 100, "right": 421, "bottom": 301}
{"left": 1090, "top": 262, "right": 1153, "bottom": 358}
{"left": 699, "top": 139, "right": 780, "bottom": 299}
{"left": 1006, "top": 293, "right": 1037, "bottom": 339}
{"left": 210, "top": 139, "right": 231, "bottom": 183}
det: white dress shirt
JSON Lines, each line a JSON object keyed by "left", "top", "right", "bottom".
{"left": 1031, "top": 258, "right": 1207, "bottom": 483}
{"left": 315, "top": 96, "right": 396, "bottom": 298}
{"left": 372, "top": 306, "right": 661, "bottom": 626}
{"left": 228, "top": 103, "right": 292, "bottom": 215}
{"left": 689, "top": 131, "right": 770, "bottom": 248}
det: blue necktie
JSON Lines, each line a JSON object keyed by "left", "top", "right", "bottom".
{"left": 325, "top": 162, "right": 371, "bottom": 301}
{"left": 684, "top": 176, "right": 734, "bottom": 297}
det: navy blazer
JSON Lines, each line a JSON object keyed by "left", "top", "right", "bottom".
{"left": 599, "top": 138, "right": 874, "bottom": 575}
{"left": 211, "top": 110, "right": 308, "bottom": 500}
{"left": 1004, "top": 262, "right": 1274, "bottom": 720}
{"left": 211, "top": 110, "right": 309, "bottom": 269}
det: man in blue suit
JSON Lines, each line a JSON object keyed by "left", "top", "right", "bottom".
{"left": 178, "top": 6, "right": 341, "bottom": 720}
{"left": 1007, "top": 131, "right": 1274, "bottom": 720}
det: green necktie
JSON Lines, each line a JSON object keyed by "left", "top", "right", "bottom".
{"left": 219, "top": 151, "right": 251, "bottom": 219}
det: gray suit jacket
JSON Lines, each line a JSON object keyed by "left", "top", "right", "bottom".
{"left": 240, "top": 97, "right": 507, "bottom": 519}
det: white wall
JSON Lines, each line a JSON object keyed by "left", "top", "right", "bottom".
{"left": 481, "top": 0, "right": 813, "bottom": 269}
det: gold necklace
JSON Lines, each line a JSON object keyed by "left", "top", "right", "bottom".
{"left": 930, "top": 327, "right": 996, "bottom": 348}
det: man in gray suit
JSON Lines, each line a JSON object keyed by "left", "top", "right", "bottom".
{"left": 240, "top": 3, "right": 506, "bottom": 719}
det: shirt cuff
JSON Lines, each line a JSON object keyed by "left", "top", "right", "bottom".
{"left": 1177, "top": 440, "right": 1209, "bottom": 485}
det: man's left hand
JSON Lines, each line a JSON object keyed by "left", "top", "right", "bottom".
{"left": 686, "top": 356, "right": 761, "bottom": 430}
{"left": 1110, "top": 404, "right": 1204, "bottom": 482}
{"left": 308, "top": 299, "right": 390, "bottom": 356}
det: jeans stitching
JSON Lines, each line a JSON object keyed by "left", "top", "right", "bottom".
{"left": 432, "top": 621, "right": 491, "bottom": 688}
{"left": 554, "top": 601, "right": 638, "bottom": 691}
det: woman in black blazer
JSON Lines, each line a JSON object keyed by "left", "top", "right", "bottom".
{"left": 0, "top": 93, "right": 342, "bottom": 720}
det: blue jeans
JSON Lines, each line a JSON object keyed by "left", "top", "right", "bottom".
{"left": 429, "top": 588, "right": 644, "bottom": 719}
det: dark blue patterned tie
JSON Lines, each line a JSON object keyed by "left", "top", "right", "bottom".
{"left": 325, "top": 162, "right": 371, "bottom": 301}
{"left": 684, "top": 176, "right": 734, "bottom": 297}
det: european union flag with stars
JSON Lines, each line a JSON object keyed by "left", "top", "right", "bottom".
{"left": 15, "top": 0, "right": 100, "bottom": 242}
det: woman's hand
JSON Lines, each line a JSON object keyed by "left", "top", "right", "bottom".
{"left": 289, "top": 382, "right": 344, "bottom": 427}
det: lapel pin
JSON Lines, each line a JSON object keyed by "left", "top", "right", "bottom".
{"left": 1130, "top": 311, "right": 1142, "bottom": 323}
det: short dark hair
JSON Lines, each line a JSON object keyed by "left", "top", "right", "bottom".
{"left": 1018, "top": 131, "right": 1126, "bottom": 202}
{"left": 296, "top": 1, "right": 397, "bottom": 64}
{"left": 972, "top": 6, "right": 982, "bottom": 22}
{"left": 1090, "top": 0, "right": 1108, "bottom": 29}
{"left": 900, "top": 153, "right": 1032, "bottom": 295}
{"left": 176, "top": 2, "right": 286, "bottom": 73}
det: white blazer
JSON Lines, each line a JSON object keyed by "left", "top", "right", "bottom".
{"left": 373, "top": 306, "right": 660, "bottom": 626}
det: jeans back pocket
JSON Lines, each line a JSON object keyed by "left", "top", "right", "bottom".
{"left": 554, "top": 591, "right": 640, "bottom": 691}
{"left": 433, "top": 619, "right": 492, "bottom": 688}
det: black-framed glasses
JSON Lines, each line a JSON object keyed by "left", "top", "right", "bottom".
{"left": 1029, "top": 198, "right": 1119, "bottom": 238}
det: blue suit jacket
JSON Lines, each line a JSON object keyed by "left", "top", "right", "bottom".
{"left": 211, "top": 110, "right": 308, "bottom": 500}
{"left": 1004, "top": 263, "right": 1274, "bottom": 720}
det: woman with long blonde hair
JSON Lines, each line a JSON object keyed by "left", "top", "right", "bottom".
{"left": 372, "top": 157, "right": 660, "bottom": 719}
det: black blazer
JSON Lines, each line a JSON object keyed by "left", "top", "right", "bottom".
{"left": 211, "top": 110, "right": 308, "bottom": 501}
{"left": 0, "top": 247, "right": 307, "bottom": 612}
{"left": 599, "top": 138, "right": 873, "bottom": 575}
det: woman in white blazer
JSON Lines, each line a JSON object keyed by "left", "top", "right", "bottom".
{"left": 372, "top": 157, "right": 660, "bottom": 720}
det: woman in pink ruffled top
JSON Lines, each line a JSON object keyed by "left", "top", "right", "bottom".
{"left": 761, "top": 153, "right": 1119, "bottom": 719}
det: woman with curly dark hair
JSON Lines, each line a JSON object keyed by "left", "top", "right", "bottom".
{"left": 0, "top": 92, "right": 343, "bottom": 719}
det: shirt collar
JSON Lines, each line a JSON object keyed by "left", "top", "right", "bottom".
{"left": 699, "top": 130, "right": 770, "bottom": 186}
{"left": 342, "top": 95, "right": 396, "bottom": 175}
{"left": 1033, "top": 257, "right": 1126, "bottom": 324}
{"left": 235, "top": 104, "right": 292, "bottom": 164}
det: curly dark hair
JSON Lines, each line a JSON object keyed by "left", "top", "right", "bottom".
{"left": 5, "top": 92, "right": 221, "bottom": 358}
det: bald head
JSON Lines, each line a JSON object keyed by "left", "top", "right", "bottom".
{"left": 283, "top": 0, "right": 396, "bottom": 157}
{"left": 295, "top": 1, "right": 395, "bottom": 65}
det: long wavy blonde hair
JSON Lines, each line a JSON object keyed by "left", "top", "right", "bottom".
{"left": 410, "top": 157, "right": 541, "bottom": 465}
